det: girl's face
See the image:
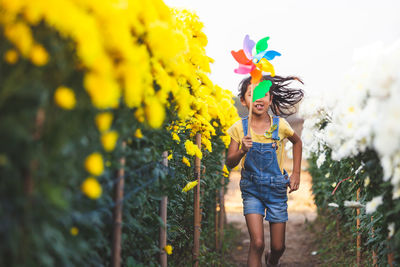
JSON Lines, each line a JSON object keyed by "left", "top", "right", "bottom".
{"left": 240, "top": 82, "right": 273, "bottom": 115}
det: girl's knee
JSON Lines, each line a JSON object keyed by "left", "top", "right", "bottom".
{"left": 251, "top": 238, "right": 265, "bottom": 252}
{"left": 271, "top": 244, "right": 285, "bottom": 255}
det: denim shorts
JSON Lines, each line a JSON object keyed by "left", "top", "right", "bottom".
{"left": 240, "top": 171, "right": 290, "bottom": 222}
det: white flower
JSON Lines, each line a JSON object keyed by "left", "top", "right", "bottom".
{"left": 393, "top": 185, "right": 400, "bottom": 199}
{"left": 316, "top": 153, "right": 326, "bottom": 168}
{"left": 328, "top": 203, "right": 339, "bottom": 208}
{"left": 344, "top": 200, "right": 364, "bottom": 208}
{"left": 325, "top": 172, "right": 330, "bottom": 178}
{"left": 364, "top": 176, "right": 370, "bottom": 187}
{"left": 366, "top": 195, "right": 383, "bottom": 214}
{"left": 388, "top": 223, "right": 395, "bottom": 238}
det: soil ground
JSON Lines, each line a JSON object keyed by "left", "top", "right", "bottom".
{"left": 225, "top": 160, "right": 322, "bottom": 266}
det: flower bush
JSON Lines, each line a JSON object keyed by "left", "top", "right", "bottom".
{"left": 0, "top": 1, "right": 238, "bottom": 266}
{"left": 300, "top": 39, "right": 400, "bottom": 265}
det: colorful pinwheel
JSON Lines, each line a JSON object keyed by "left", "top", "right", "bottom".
{"left": 231, "top": 35, "right": 281, "bottom": 84}
{"left": 231, "top": 35, "right": 282, "bottom": 135}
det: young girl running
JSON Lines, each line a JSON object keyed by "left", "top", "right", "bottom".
{"left": 226, "top": 75, "right": 304, "bottom": 267}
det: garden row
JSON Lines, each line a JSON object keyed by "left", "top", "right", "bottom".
{"left": 0, "top": 1, "right": 238, "bottom": 266}
{"left": 298, "top": 39, "right": 400, "bottom": 266}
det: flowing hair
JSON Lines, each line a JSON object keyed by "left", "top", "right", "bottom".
{"left": 238, "top": 75, "right": 304, "bottom": 117}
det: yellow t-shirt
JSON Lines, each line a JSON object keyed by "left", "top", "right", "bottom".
{"left": 226, "top": 115, "right": 294, "bottom": 174}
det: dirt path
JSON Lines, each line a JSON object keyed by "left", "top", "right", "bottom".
{"left": 225, "top": 162, "right": 321, "bottom": 266}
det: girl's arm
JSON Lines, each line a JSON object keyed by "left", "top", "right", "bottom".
{"left": 287, "top": 132, "right": 302, "bottom": 193}
{"left": 226, "top": 136, "right": 252, "bottom": 169}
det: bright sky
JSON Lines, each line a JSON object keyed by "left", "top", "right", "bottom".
{"left": 165, "top": 0, "right": 400, "bottom": 97}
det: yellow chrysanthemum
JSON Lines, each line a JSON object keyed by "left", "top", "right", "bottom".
{"left": 145, "top": 97, "right": 165, "bottom": 128}
{"left": 164, "top": 245, "right": 173, "bottom": 255}
{"left": 222, "top": 164, "right": 229, "bottom": 177}
{"left": 184, "top": 140, "right": 202, "bottom": 159}
{"left": 101, "top": 131, "right": 119, "bottom": 152}
{"left": 81, "top": 177, "right": 102, "bottom": 199}
{"left": 182, "top": 156, "right": 191, "bottom": 167}
{"left": 30, "top": 44, "right": 49, "bottom": 66}
{"left": 134, "top": 108, "right": 145, "bottom": 123}
{"left": 95, "top": 112, "right": 113, "bottom": 133}
{"left": 84, "top": 152, "right": 104, "bottom": 176}
{"left": 172, "top": 132, "right": 180, "bottom": 143}
{"left": 134, "top": 128, "right": 143, "bottom": 139}
{"left": 182, "top": 180, "right": 198, "bottom": 192}
{"left": 167, "top": 154, "right": 173, "bottom": 160}
{"left": 4, "top": 49, "right": 18, "bottom": 64}
{"left": 70, "top": 227, "right": 79, "bottom": 236}
{"left": 54, "top": 86, "right": 76, "bottom": 110}
{"left": 220, "top": 135, "right": 231, "bottom": 149}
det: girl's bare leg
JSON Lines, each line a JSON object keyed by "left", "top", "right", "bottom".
{"left": 267, "top": 222, "right": 286, "bottom": 265}
{"left": 245, "top": 214, "right": 265, "bottom": 267}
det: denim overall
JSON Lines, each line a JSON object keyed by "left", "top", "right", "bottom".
{"left": 240, "top": 116, "right": 290, "bottom": 222}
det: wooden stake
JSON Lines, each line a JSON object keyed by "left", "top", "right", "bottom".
{"left": 247, "top": 84, "right": 255, "bottom": 137}
{"left": 215, "top": 191, "right": 219, "bottom": 250}
{"left": 336, "top": 214, "right": 340, "bottom": 238}
{"left": 111, "top": 141, "right": 126, "bottom": 267}
{"left": 371, "top": 216, "right": 377, "bottom": 267}
{"left": 193, "top": 133, "right": 202, "bottom": 267}
{"left": 356, "top": 188, "right": 361, "bottom": 267}
{"left": 218, "top": 150, "right": 226, "bottom": 251}
{"left": 388, "top": 234, "right": 394, "bottom": 267}
{"left": 388, "top": 251, "right": 394, "bottom": 267}
{"left": 159, "top": 151, "right": 168, "bottom": 267}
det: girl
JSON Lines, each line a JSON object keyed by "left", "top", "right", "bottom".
{"left": 226, "top": 75, "right": 304, "bottom": 267}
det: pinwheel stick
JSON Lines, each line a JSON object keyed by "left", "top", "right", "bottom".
{"left": 247, "top": 83, "right": 256, "bottom": 137}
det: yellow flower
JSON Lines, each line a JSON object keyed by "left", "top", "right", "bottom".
{"left": 164, "top": 245, "right": 173, "bottom": 255}
{"left": 167, "top": 154, "right": 173, "bottom": 160}
{"left": 222, "top": 164, "right": 229, "bottom": 177}
{"left": 101, "top": 131, "right": 119, "bottom": 152}
{"left": 4, "top": 22, "right": 33, "bottom": 56}
{"left": 54, "top": 86, "right": 76, "bottom": 110}
{"left": 172, "top": 132, "right": 180, "bottom": 143}
{"left": 30, "top": 44, "right": 49, "bottom": 66}
{"left": 134, "top": 128, "right": 143, "bottom": 139}
{"left": 220, "top": 135, "right": 230, "bottom": 149}
{"left": 84, "top": 152, "right": 104, "bottom": 176}
{"left": 182, "top": 156, "right": 191, "bottom": 167}
{"left": 70, "top": 227, "right": 79, "bottom": 236}
{"left": 145, "top": 97, "right": 165, "bottom": 128}
{"left": 184, "top": 140, "right": 202, "bottom": 159}
{"left": 4, "top": 49, "right": 18, "bottom": 64}
{"left": 84, "top": 72, "right": 121, "bottom": 109}
{"left": 182, "top": 180, "right": 198, "bottom": 192}
{"left": 134, "top": 108, "right": 145, "bottom": 123}
{"left": 81, "top": 177, "right": 102, "bottom": 199}
{"left": 95, "top": 112, "right": 113, "bottom": 133}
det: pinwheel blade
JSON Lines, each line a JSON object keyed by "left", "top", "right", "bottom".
{"left": 250, "top": 68, "right": 262, "bottom": 84}
{"left": 234, "top": 64, "right": 255, "bottom": 74}
{"left": 253, "top": 80, "right": 272, "bottom": 102}
{"left": 256, "top": 36, "right": 270, "bottom": 54}
{"left": 264, "top": 50, "right": 281, "bottom": 61}
{"left": 256, "top": 58, "right": 276, "bottom": 77}
{"left": 243, "top": 35, "right": 255, "bottom": 59}
{"left": 231, "top": 49, "right": 252, "bottom": 65}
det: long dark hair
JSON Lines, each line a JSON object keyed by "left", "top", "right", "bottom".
{"left": 238, "top": 75, "right": 304, "bottom": 117}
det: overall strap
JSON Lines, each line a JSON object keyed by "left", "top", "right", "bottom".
{"left": 271, "top": 116, "right": 280, "bottom": 141}
{"left": 241, "top": 116, "right": 249, "bottom": 136}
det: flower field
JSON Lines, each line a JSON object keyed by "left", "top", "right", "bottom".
{"left": 0, "top": 0, "right": 238, "bottom": 266}
{"left": 300, "top": 40, "right": 400, "bottom": 265}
